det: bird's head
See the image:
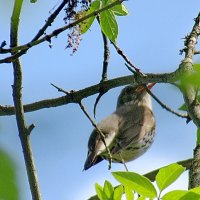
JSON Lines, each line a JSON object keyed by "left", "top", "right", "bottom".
{"left": 116, "top": 83, "right": 155, "bottom": 108}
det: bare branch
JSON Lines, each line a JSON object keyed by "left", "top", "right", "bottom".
{"left": 32, "top": 0, "right": 70, "bottom": 41}
{"left": 178, "top": 12, "right": 200, "bottom": 189}
{"left": 144, "top": 85, "right": 189, "bottom": 120}
{"left": 51, "top": 83, "right": 112, "bottom": 170}
{"left": 78, "top": 101, "right": 112, "bottom": 170}
{"left": 93, "top": 16, "right": 110, "bottom": 117}
{"left": 0, "top": 72, "right": 179, "bottom": 116}
{"left": 98, "top": 15, "right": 110, "bottom": 82}
{"left": 10, "top": 1, "right": 41, "bottom": 199}
{"left": 112, "top": 42, "right": 145, "bottom": 76}
{"left": 181, "top": 12, "right": 200, "bottom": 128}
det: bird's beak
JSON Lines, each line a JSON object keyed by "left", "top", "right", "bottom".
{"left": 136, "top": 83, "right": 156, "bottom": 93}
{"left": 147, "top": 82, "right": 156, "bottom": 90}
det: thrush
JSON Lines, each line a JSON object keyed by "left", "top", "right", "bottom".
{"left": 84, "top": 84, "right": 156, "bottom": 170}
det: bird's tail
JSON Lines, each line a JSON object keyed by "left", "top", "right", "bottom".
{"left": 83, "top": 151, "right": 103, "bottom": 170}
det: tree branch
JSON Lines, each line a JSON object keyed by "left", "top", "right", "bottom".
{"left": 0, "top": 0, "right": 69, "bottom": 55}
{"left": 0, "top": 0, "right": 125, "bottom": 64}
{"left": 10, "top": 1, "right": 41, "bottom": 200}
{"left": 93, "top": 15, "right": 110, "bottom": 117}
{"left": 78, "top": 101, "right": 112, "bottom": 170}
{"left": 144, "top": 85, "right": 189, "bottom": 120}
{"left": 179, "top": 12, "right": 200, "bottom": 189}
{"left": 32, "top": 0, "right": 70, "bottom": 41}
{"left": 111, "top": 42, "right": 144, "bottom": 76}
{"left": 180, "top": 12, "right": 200, "bottom": 128}
{"left": 51, "top": 83, "right": 112, "bottom": 169}
{"left": 0, "top": 72, "right": 179, "bottom": 116}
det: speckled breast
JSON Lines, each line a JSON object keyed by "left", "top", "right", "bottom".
{"left": 109, "top": 129, "right": 156, "bottom": 163}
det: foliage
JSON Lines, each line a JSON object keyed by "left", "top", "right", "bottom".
{"left": 93, "top": 163, "right": 200, "bottom": 200}
{"left": 79, "top": 0, "right": 128, "bottom": 43}
{"left": 95, "top": 181, "right": 124, "bottom": 200}
{"left": 3, "top": 0, "right": 200, "bottom": 199}
{"left": 0, "top": 150, "right": 19, "bottom": 200}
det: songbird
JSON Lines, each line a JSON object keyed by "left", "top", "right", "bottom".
{"left": 84, "top": 84, "right": 156, "bottom": 170}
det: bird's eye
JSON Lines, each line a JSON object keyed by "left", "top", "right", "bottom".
{"left": 125, "top": 87, "right": 134, "bottom": 93}
{"left": 135, "top": 85, "right": 144, "bottom": 93}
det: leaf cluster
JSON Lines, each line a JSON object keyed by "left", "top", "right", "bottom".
{"left": 93, "top": 163, "right": 200, "bottom": 200}
{"left": 78, "top": 0, "right": 128, "bottom": 42}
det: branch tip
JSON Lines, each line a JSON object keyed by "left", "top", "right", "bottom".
{"left": 28, "top": 124, "right": 35, "bottom": 135}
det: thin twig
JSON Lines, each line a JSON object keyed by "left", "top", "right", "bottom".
{"left": 119, "top": 153, "right": 129, "bottom": 172}
{"left": 78, "top": 101, "right": 112, "bottom": 170}
{"left": 125, "top": 63, "right": 137, "bottom": 75}
{"left": 93, "top": 16, "right": 110, "bottom": 117}
{"left": 194, "top": 50, "right": 200, "bottom": 54}
{"left": 144, "top": 85, "right": 189, "bottom": 119}
{"left": 32, "top": 0, "right": 70, "bottom": 41}
{"left": 111, "top": 42, "right": 145, "bottom": 76}
{"left": 50, "top": 83, "right": 70, "bottom": 94}
{"left": 51, "top": 83, "right": 113, "bottom": 170}
{"left": 98, "top": 16, "right": 110, "bottom": 82}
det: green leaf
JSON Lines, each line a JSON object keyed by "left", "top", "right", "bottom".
{"left": 100, "top": 10, "right": 118, "bottom": 43}
{"left": 79, "top": 12, "right": 95, "bottom": 34}
{"left": 78, "top": 0, "right": 101, "bottom": 34}
{"left": 111, "top": 4, "right": 128, "bottom": 16}
{"left": 113, "top": 185, "right": 124, "bottom": 200}
{"left": 163, "top": 190, "right": 200, "bottom": 200}
{"left": 103, "top": 180, "right": 114, "bottom": 198}
{"left": 91, "top": 0, "right": 101, "bottom": 9}
{"left": 30, "top": 0, "right": 37, "bottom": 3}
{"left": 180, "top": 192, "right": 200, "bottom": 200}
{"left": 95, "top": 183, "right": 108, "bottom": 200}
{"left": 190, "top": 186, "right": 200, "bottom": 194}
{"left": 102, "top": 0, "right": 128, "bottom": 16}
{"left": 162, "top": 190, "right": 188, "bottom": 200}
{"left": 137, "top": 196, "right": 146, "bottom": 200}
{"left": 80, "top": 17, "right": 94, "bottom": 34}
{"left": 156, "top": 163, "right": 185, "bottom": 192}
{"left": 0, "top": 150, "right": 19, "bottom": 200}
{"left": 180, "top": 70, "right": 200, "bottom": 88}
{"left": 178, "top": 103, "right": 187, "bottom": 111}
{"left": 179, "top": 95, "right": 200, "bottom": 111}
{"left": 112, "top": 171, "right": 157, "bottom": 198}
{"left": 193, "top": 63, "right": 200, "bottom": 72}
{"left": 125, "top": 186, "right": 134, "bottom": 200}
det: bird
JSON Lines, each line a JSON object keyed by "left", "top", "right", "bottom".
{"left": 84, "top": 84, "right": 156, "bottom": 170}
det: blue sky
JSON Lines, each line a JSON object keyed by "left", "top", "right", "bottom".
{"left": 0, "top": 0, "right": 200, "bottom": 199}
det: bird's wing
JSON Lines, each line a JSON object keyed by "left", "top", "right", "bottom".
{"left": 111, "top": 106, "right": 155, "bottom": 154}
{"left": 84, "top": 113, "right": 120, "bottom": 170}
